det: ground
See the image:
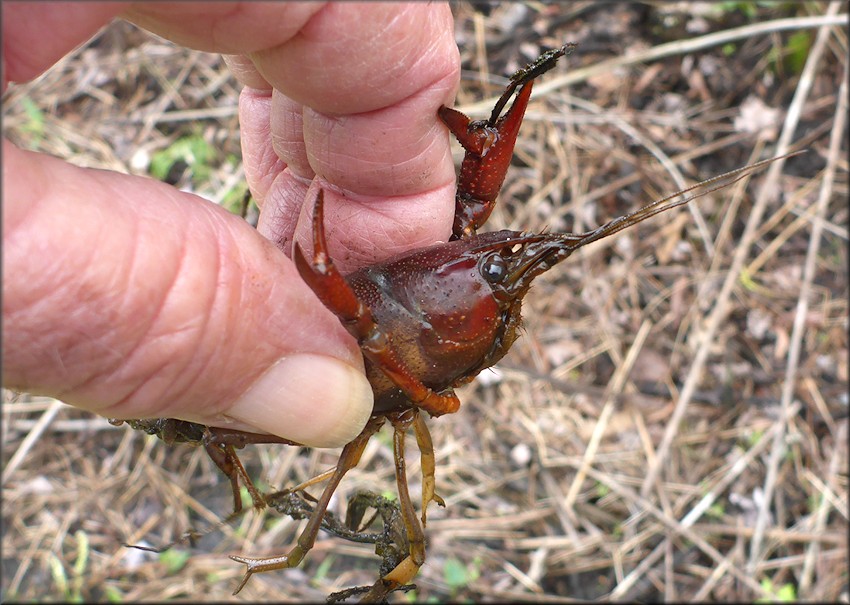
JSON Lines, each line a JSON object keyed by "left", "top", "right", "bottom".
{"left": 3, "top": 2, "right": 847, "bottom": 603}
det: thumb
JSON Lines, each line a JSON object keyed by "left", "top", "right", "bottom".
{"left": 1, "top": 142, "right": 372, "bottom": 447}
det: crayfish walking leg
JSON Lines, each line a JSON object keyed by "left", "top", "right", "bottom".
{"left": 229, "top": 415, "right": 386, "bottom": 594}
{"left": 201, "top": 425, "right": 302, "bottom": 512}
{"left": 110, "top": 419, "right": 298, "bottom": 513}
{"left": 412, "top": 409, "right": 445, "bottom": 525}
{"left": 201, "top": 424, "right": 302, "bottom": 512}
{"left": 202, "top": 438, "right": 263, "bottom": 513}
{"left": 359, "top": 410, "right": 430, "bottom": 602}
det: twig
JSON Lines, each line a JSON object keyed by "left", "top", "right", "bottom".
{"left": 2, "top": 399, "right": 65, "bottom": 482}
{"left": 640, "top": 2, "right": 842, "bottom": 500}
{"left": 746, "top": 3, "right": 846, "bottom": 575}
{"left": 564, "top": 319, "right": 652, "bottom": 509}
{"left": 546, "top": 94, "right": 715, "bottom": 256}
{"left": 610, "top": 403, "right": 799, "bottom": 599}
{"left": 584, "top": 465, "right": 765, "bottom": 595}
{"left": 456, "top": 14, "right": 848, "bottom": 116}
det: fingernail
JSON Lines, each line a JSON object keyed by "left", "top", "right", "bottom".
{"left": 228, "top": 354, "right": 373, "bottom": 447}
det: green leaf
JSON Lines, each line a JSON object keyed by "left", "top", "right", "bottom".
{"left": 150, "top": 134, "right": 216, "bottom": 182}
{"left": 443, "top": 556, "right": 479, "bottom": 592}
{"left": 707, "top": 502, "right": 726, "bottom": 519}
{"left": 717, "top": 2, "right": 757, "bottom": 18}
{"left": 785, "top": 31, "right": 811, "bottom": 74}
{"left": 312, "top": 554, "right": 335, "bottom": 583}
{"left": 21, "top": 97, "right": 45, "bottom": 133}
{"left": 745, "top": 428, "right": 765, "bottom": 447}
{"left": 238, "top": 485, "right": 251, "bottom": 509}
{"left": 104, "top": 585, "right": 124, "bottom": 603}
{"left": 71, "top": 530, "right": 90, "bottom": 601}
{"left": 73, "top": 530, "right": 90, "bottom": 577}
{"left": 595, "top": 482, "right": 610, "bottom": 498}
{"left": 48, "top": 554, "right": 69, "bottom": 598}
{"left": 159, "top": 549, "right": 190, "bottom": 574}
{"left": 739, "top": 267, "right": 758, "bottom": 291}
{"left": 443, "top": 557, "right": 470, "bottom": 590}
{"left": 223, "top": 184, "right": 251, "bottom": 215}
{"left": 776, "top": 583, "right": 797, "bottom": 601}
{"left": 757, "top": 578, "right": 798, "bottom": 602}
{"left": 17, "top": 97, "right": 46, "bottom": 149}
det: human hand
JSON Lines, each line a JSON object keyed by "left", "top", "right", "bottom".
{"left": 2, "top": 2, "right": 460, "bottom": 447}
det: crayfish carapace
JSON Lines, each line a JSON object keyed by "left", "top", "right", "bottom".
{"left": 113, "top": 44, "right": 799, "bottom": 601}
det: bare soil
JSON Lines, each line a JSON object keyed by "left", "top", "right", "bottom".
{"left": 3, "top": 3, "right": 847, "bottom": 603}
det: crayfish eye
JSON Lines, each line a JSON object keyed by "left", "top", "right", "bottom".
{"left": 480, "top": 252, "right": 508, "bottom": 284}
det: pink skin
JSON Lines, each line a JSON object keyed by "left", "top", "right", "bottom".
{"left": 2, "top": 2, "right": 460, "bottom": 447}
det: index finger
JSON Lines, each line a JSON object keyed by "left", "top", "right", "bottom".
{"left": 125, "top": 2, "right": 461, "bottom": 270}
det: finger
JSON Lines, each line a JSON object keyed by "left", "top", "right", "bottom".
{"left": 222, "top": 53, "right": 271, "bottom": 91}
{"left": 2, "top": 2, "right": 128, "bottom": 87}
{"left": 124, "top": 2, "right": 460, "bottom": 271}
{"left": 288, "top": 70, "right": 459, "bottom": 270}
{"left": 2, "top": 142, "right": 372, "bottom": 448}
{"left": 123, "top": 2, "right": 326, "bottom": 56}
{"left": 243, "top": 84, "right": 460, "bottom": 267}
{"left": 273, "top": 3, "right": 460, "bottom": 270}
{"left": 126, "top": 3, "right": 453, "bottom": 112}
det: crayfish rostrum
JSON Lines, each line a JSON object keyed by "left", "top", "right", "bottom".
{"left": 112, "top": 44, "right": 795, "bottom": 601}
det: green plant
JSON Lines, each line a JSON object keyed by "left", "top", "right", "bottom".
{"left": 756, "top": 577, "right": 797, "bottom": 602}
{"left": 19, "top": 97, "right": 46, "bottom": 149}
{"left": 103, "top": 584, "right": 125, "bottom": 603}
{"left": 707, "top": 502, "right": 726, "bottom": 519}
{"left": 48, "top": 530, "right": 90, "bottom": 602}
{"left": 595, "top": 481, "right": 610, "bottom": 499}
{"left": 159, "top": 548, "right": 190, "bottom": 574}
{"left": 717, "top": 2, "right": 759, "bottom": 19}
{"left": 744, "top": 428, "right": 765, "bottom": 448}
{"left": 783, "top": 31, "right": 811, "bottom": 74}
{"left": 223, "top": 183, "right": 251, "bottom": 215}
{"left": 443, "top": 556, "right": 481, "bottom": 598}
{"left": 150, "top": 133, "right": 216, "bottom": 184}
{"left": 311, "top": 553, "right": 336, "bottom": 585}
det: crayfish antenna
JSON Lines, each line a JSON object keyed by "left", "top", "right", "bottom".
{"left": 509, "top": 150, "right": 808, "bottom": 283}
{"left": 568, "top": 150, "right": 807, "bottom": 250}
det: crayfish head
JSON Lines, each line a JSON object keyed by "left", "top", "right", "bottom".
{"left": 474, "top": 205, "right": 681, "bottom": 309}
{"left": 470, "top": 231, "right": 585, "bottom": 310}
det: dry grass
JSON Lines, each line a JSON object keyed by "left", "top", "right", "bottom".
{"left": 3, "top": 3, "right": 847, "bottom": 603}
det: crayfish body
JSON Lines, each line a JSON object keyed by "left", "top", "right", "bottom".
{"left": 309, "top": 229, "right": 532, "bottom": 414}
{"left": 113, "top": 43, "right": 795, "bottom": 602}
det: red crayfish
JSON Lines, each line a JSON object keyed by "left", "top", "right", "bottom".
{"left": 112, "top": 44, "right": 796, "bottom": 601}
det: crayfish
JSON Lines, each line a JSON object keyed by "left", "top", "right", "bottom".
{"left": 112, "top": 44, "right": 797, "bottom": 601}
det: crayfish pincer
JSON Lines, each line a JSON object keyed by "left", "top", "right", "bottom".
{"left": 113, "top": 44, "right": 798, "bottom": 602}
